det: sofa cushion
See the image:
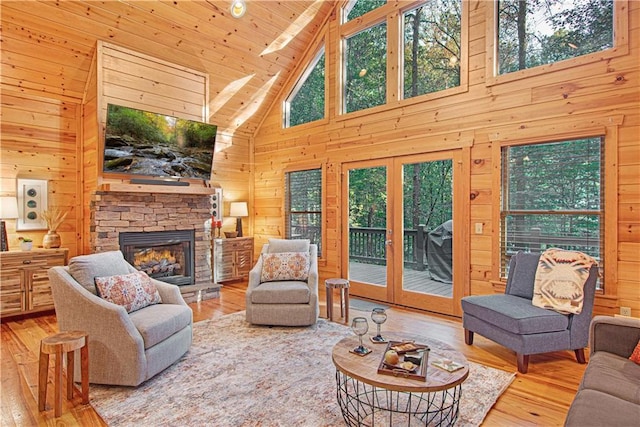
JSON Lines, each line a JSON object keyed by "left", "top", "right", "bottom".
{"left": 129, "top": 303, "right": 192, "bottom": 349}
{"left": 461, "top": 294, "right": 569, "bottom": 335}
{"left": 267, "top": 238, "right": 310, "bottom": 254}
{"left": 505, "top": 252, "right": 540, "bottom": 299}
{"left": 250, "top": 282, "right": 311, "bottom": 304}
{"left": 95, "top": 271, "right": 162, "bottom": 313}
{"left": 580, "top": 351, "right": 640, "bottom": 404}
{"left": 565, "top": 389, "right": 640, "bottom": 427}
{"left": 260, "top": 252, "right": 310, "bottom": 283}
{"left": 68, "top": 250, "right": 132, "bottom": 295}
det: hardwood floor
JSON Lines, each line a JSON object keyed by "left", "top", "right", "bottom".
{"left": 0, "top": 281, "right": 585, "bottom": 426}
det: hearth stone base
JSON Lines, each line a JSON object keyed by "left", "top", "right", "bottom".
{"left": 179, "top": 283, "right": 221, "bottom": 304}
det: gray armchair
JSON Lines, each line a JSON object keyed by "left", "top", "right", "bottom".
{"left": 246, "top": 239, "right": 319, "bottom": 326}
{"left": 48, "top": 250, "right": 192, "bottom": 386}
{"left": 461, "top": 251, "right": 598, "bottom": 373}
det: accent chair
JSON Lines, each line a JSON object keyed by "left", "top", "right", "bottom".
{"left": 48, "top": 250, "right": 193, "bottom": 386}
{"left": 245, "top": 239, "right": 319, "bottom": 326}
{"left": 461, "top": 251, "right": 598, "bottom": 373}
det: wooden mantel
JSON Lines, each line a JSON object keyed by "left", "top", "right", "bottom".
{"left": 99, "top": 182, "right": 218, "bottom": 195}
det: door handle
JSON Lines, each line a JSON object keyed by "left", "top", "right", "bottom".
{"left": 385, "top": 240, "right": 392, "bottom": 245}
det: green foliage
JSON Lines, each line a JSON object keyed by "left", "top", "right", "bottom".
{"left": 403, "top": 0, "right": 461, "bottom": 98}
{"left": 403, "top": 160, "right": 453, "bottom": 231}
{"left": 498, "top": 0, "right": 614, "bottom": 74}
{"left": 344, "top": 0, "right": 386, "bottom": 22}
{"left": 288, "top": 52, "right": 325, "bottom": 127}
{"left": 345, "top": 23, "right": 387, "bottom": 113}
{"left": 180, "top": 120, "right": 218, "bottom": 148}
{"left": 348, "top": 167, "right": 387, "bottom": 228}
{"left": 106, "top": 104, "right": 167, "bottom": 143}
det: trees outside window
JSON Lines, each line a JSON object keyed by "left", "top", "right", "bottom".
{"left": 344, "top": 23, "right": 387, "bottom": 113}
{"left": 343, "top": 0, "right": 386, "bottom": 23}
{"left": 284, "top": 47, "right": 325, "bottom": 128}
{"left": 285, "top": 168, "right": 322, "bottom": 256}
{"left": 497, "top": 0, "right": 614, "bottom": 75}
{"left": 501, "top": 137, "right": 603, "bottom": 286}
{"left": 403, "top": 0, "right": 461, "bottom": 99}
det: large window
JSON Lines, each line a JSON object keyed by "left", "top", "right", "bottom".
{"left": 403, "top": 0, "right": 461, "bottom": 99}
{"left": 344, "top": 23, "right": 387, "bottom": 113}
{"left": 501, "top": 137, "right": 603, "bottom": 285}
{"left": 284, "top": 47, "right": 325, "bottom": 128}
{"left": 285, "top": 168, "right": 322, "bottom": 256}
{"left": 497, "top": 0, "right": 614, "bottom": 75}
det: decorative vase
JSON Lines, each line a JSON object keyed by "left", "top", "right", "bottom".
{"left": 42, "top": 231, "right": 61, "bottom": 249}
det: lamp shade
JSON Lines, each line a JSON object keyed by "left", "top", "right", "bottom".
{"left": 0, "top": 197, "right": 19, "bottom": 219}
{"left": 230, "top": 202, "right": 248, "bottom": 217}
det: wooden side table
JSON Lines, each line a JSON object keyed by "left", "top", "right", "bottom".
{"left": 325, "top": 278, "right": 350, "bottom": 323}
{"left": 38, "top": 331, "right": 89, "bottom": 417}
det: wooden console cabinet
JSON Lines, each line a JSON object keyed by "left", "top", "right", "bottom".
{"left": 0, "top": 248, "right": 69, "bottom": 318}
{"left": 213, "top": 237, "right": 254, "bottom": 284}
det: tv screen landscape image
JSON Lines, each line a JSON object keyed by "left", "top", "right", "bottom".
{"left": 103, "top": 104, "right": 217, "bottom": 180}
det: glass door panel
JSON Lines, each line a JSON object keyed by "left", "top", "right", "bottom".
{"left": 401, "top": 159, "right": 453, "bottom": 297}
{"left": 344, "top": 161, "right": 392, "bottom": 302}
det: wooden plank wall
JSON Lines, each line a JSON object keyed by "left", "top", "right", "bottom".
{"left": 0, "top": 93, "right": 80, "bottom": 256}
{"left": 253, "top": 1, "right": 640, "bottom": 316}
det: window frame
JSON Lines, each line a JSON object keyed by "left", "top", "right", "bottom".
{"left": 336, "top": 0, "right": 469, "bottom": 121}
{"left": 490, "top": 118, "right": 621, "bottom": 298}
{"left": 485, "top": 0, "right": 629, "bottom": 86}
{"left": 284, "top": 163, "right": 326, "bottom": 260}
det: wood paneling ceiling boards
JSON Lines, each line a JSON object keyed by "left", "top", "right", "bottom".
{"left": 0, "top": 0, "right": 336, "bottom": 137}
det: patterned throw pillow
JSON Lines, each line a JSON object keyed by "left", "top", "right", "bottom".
{"left": 532, "top": 248, "right": 597, "bottom": 315}
{"left": 95, "top": 271, "right": 161, "bottom": 313}
{"left": 630, "top": 340, "right": 640, "bottom": 364}
{"left": 260, "top": 252, "right": 310, "bottom": 283}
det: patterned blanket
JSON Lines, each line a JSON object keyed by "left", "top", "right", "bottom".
{"left": 532, "top": 248, "right": 597, "bottom": 315}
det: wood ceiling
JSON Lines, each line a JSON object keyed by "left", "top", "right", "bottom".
{"left": 0, "top": 0, "right": 336, "bottom": 137}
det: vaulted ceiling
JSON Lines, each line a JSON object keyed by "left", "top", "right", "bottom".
{"left": 0, "top": 0, "right": 336, "bottom": 137}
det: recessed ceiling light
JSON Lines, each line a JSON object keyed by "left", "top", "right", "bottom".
{"left": 230, "top": 0, "right": 246, "bottom": 18}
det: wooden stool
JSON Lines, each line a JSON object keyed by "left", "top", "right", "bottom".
{"left": 325, "top": 278, "right": 350, "bottom": 323}
{"left": 38, "top": 331, "right": 89, "bottom": 417}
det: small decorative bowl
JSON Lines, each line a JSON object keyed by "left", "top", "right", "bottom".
{"left": 224, "top": 231, "right": 238, "bottom": 238}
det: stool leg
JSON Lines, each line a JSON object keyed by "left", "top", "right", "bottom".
{"left": 38, "top": 345, "right": 49, "bottom": 412}
{"left": 66, "top": 351, "right": 75, "bottom": 400}
{"left": 340, "top": 289, "right": 344, "bottom": 318}
{"left": 327, "top": 288, "right": 333, "bottom": 321}
{"left": 80, "top": 340, "right": 89, "bottom": 404}
{"left": 54, "top": 347, "right": 63, "bottom": 417}
{"left": 344, "top": 288, "right": 349, "bottom": 324}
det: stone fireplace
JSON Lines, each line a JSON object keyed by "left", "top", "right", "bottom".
{"left": 90, "top": 190, "right": 219, "bottom": 301}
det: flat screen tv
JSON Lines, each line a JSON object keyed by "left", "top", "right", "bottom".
{"left": 103, "top": 104, "right": 217, "bottom": 181}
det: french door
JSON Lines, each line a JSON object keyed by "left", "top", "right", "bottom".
{"left": 342, "top": 151, "right": 467, "bottom": 316}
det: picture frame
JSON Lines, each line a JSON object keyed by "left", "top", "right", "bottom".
{"left": 16, "top": 178, "right": 48, "bottom": 231}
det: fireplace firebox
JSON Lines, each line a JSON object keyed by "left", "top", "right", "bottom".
{"left": 119, "top": 230, "right": 195, "bottom": 286}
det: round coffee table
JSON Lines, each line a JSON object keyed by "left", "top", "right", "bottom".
{"left": 332, "top": 333, "right": 469, "bottom": 426}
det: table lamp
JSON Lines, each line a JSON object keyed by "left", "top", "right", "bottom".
{"left": 0, "top": 196, "right": 20, "bottom": 251}
{"left": 229, "top": 202, "right": 248, "bottom": 238}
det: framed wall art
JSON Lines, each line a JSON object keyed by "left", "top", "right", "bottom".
{"left": 16, "top": 178, "right": 48, "bottom": 231}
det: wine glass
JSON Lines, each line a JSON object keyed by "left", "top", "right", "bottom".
{"left": 370, "top": 307, "right": 387, "bottom": 343}
{"left": 351, "top": 317, "right": 369, "bottom": 354}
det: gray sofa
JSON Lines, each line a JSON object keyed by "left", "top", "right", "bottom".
{"left": 48, "top": 250, "right": 192, "bottom": 386}
{"left": 564, "top": 315, "right": 640, "bottom": 426}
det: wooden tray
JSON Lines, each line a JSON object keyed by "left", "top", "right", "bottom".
{"left": 377, "top": 341, "right": 430, "bottom": 381}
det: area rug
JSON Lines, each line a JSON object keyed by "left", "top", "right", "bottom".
{"left": 90, "top": 312, "right": 514, "bottom": 426}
